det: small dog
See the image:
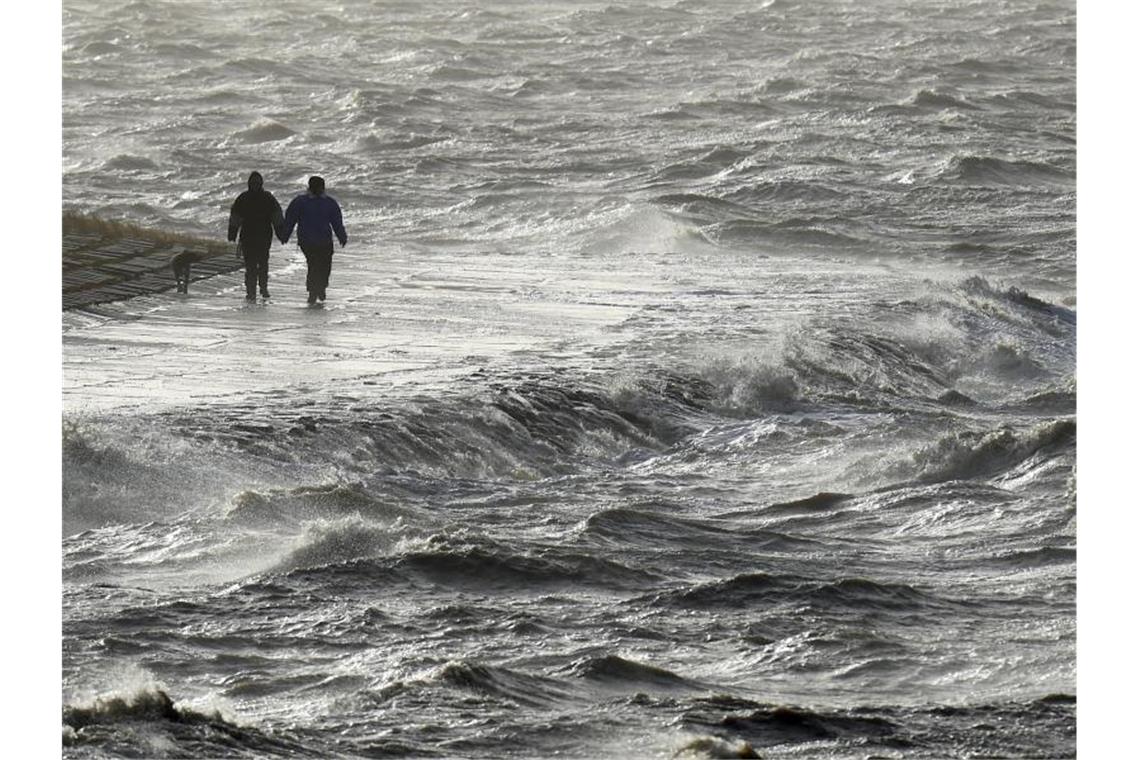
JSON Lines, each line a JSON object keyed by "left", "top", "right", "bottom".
{"left": 170, "top": 251, "right": 201, "bottom": 293}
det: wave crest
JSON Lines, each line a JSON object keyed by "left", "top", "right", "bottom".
{"left": 64, "top": 687, "right": 226, "bottom": 730}
{"left": 912, "top": 419, "right": 1075, "bottom": 484}
{"left": 940, "top": 154, "right": 1072, "bottom": 186}
{"left": 63, "top": 686, "right": 308, "bottom": 754}
{"left": 271, "top": 518, "right": 403, "bottom": 574}
{"left": 102, "top": 154, "right": 159, "bottom": 171}
{"left": 232, "top": 120, "right": 296, "bottom": 144}
{"left": 909, "top": 88, "right": 978, "bottom": 111}
{"left": 433, "top": 661, "right": 569, "bottom": 706}
{"left": 569, "top": 654, "right": 692, "bottom": 688}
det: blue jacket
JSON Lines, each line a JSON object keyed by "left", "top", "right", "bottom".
{"left": 282, "top": 192, "right": 347, "bottom": 247}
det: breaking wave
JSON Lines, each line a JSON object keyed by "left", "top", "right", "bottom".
{"left": 63, "top": 686, "right": 311, "bottom": 756}
{"left": 911, "top": 419, "right": 1075, "bottom": 484}
{"left": 64, "top": 687, "right": 231, "bottom": 731}
{"left": 64, "top": 277, "right": 1075, "bottom": 536}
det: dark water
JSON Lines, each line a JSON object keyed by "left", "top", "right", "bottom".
{"left": 63, "top": 1, "right": 1074, "bottom": 757}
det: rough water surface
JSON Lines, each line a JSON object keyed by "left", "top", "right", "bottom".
{"left": 62, "top": 1, "right": 1075, "bottom": 757}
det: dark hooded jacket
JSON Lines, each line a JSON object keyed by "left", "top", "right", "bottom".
{"left": 228, "top": 172, "right": 283, "bottom": 247}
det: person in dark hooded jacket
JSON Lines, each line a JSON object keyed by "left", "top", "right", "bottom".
{"left": 281, "top": 176, "right": 347, "bottom": 304}
{"left": 228, "top": 171, "right": 284, "bottom": 301}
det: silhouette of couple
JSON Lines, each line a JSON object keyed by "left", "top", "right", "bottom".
{"left": 228, "top": 173, "right": 348, "bottom": 304}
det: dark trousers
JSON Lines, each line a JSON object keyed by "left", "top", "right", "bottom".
{"left": 300, "top": 240, "right": 334, "bottom": 294}
{"left": 242, "top": 239, "right": 271, "bottom": 295}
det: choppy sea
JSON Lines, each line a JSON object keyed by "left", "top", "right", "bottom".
{"left": 62, "top": 1, "right": 1075, "bottom": 757}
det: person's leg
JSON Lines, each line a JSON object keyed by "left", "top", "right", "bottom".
{"left": 300, "top": 243, "right": 318, "bottom": 303}
{"left": 242, "top": 244, "right": 257, "bottom": 299}
{"left": 317, "top": 243, "right": 333, "bottom": 299}
{"left": 255, "top": 244, "right": 270, "bottom": 296}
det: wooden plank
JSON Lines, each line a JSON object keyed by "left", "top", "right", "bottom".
{"left": 136, "top": 275, "right": 174, "bottom": 290}
{"left": 63, "top": 272, "right": 110, "bottom": 290}
{"left": 83, "top": 248, "right": 130, "bottom": 262}
{"left": 112, "top": 258, "right": 159, "bottom": 274}
{"left": 100, "top": 262, "right": 145, "bottom": 276}
{"left": 64, "top": 234, "right": 102, "bottom": 246}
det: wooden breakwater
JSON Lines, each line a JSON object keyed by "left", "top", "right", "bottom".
{"left": 62, "top": 213, "right": 240, "bottom": 310}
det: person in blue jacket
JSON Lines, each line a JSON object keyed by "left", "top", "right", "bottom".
{"left": 280, "top": 176, "right": 348, "bottom": 304}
